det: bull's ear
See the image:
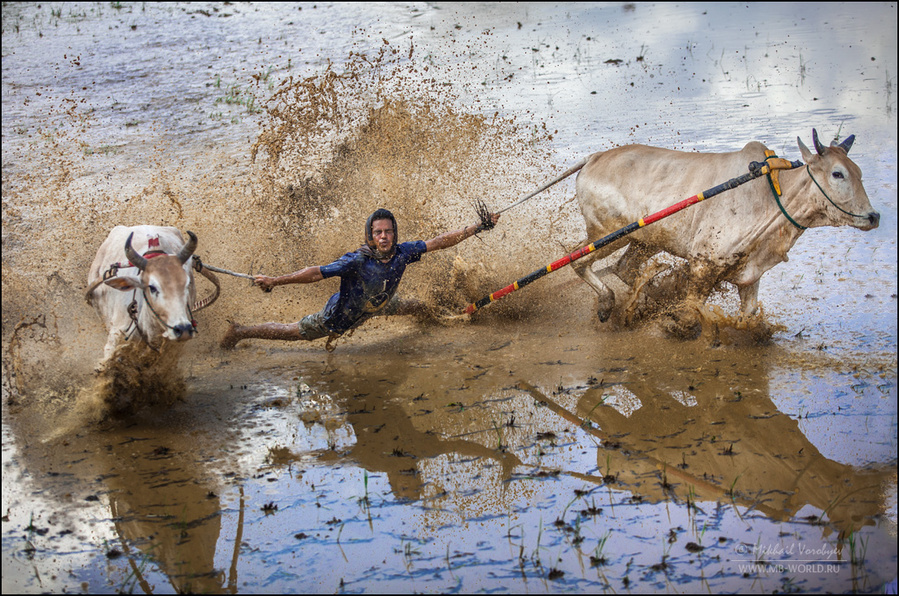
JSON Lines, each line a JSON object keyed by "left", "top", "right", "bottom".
{"left": 104, "top": 275, "right": 144, "bottom": 292}
{"left": 797, "top": 136, "right": 814, "bottom": 163}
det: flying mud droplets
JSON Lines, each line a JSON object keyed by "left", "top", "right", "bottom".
{"left": 247, "top": 42, "right": 565, "bottom": 315}
{"left": 2, "top": 37, "right": 568, "bottom": 432}
{"left": 598, "top": 254, "right": 786, "bottom": 342}
{"left": 48, "top": 341, "right": 189, "bottom": 439}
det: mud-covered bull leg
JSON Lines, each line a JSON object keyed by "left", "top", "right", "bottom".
{"left": 613, "top": 242, "right": 660, "bottom": 286}
{"left": 737, "top": 281, "right": 761, "bottom": 317}
{"left": 568, "top": 236, "right": 628, "bottom": 322}
{"left": 663, "top": 258, "right": 717, "bottom": 339}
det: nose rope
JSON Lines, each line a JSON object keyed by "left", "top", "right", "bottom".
{"left": 124, "top": 285, "right": 196, "bottom": 352}
{"left": 126, "top": 292, "right": 161, "bottom": 352}
{"left": 805, "top": 165, "right": 871, "bottom": 219}
{"left": 140, "top": 286, "right": 196, "bottom": 335}
{"left": 131, "top": 252, "right": 198, "bottom": 336}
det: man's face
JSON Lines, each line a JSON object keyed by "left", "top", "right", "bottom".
{"left": 370, "top": 218, "right": 395, "bottom": 253}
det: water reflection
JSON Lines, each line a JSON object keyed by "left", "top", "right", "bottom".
{"left": 255, "top": 332, "right": 892, "bottom": 543}
{"left": 2, "top": 325, "right": 893, "bottom": 592}
{"left": 328, "top": 390, "right": 522, "bottom": 502}
{"left": 1, "top": 402, "right": 247, "bottom": 594}
{"left": 266, "top": 355, "right": 524, "bottom": 502}
{"left": 532, "top": 354, "right": 891, "bottom": 539}
{"left": 100, "top": 435, "right": 238, "bottom": 594}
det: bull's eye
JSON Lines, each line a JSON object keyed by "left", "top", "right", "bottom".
{"left": 832, "top": 171, "right": 844, "bottom": 180}
{"left": 148, "top": 285, "right": 159, "bottom": 296}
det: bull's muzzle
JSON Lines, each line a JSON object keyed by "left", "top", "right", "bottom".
{"left": 866, "top": 211, "right": 881, "bottom": 229}
{"left": 855, "top": 210, "right": 881, "bottom": 231}
{"left": 171, "top": 323, "right": 196, "bottom": 340}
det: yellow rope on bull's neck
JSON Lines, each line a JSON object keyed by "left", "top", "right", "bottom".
{"left": 765, "top": 153, "right": 807, "bottom": 231}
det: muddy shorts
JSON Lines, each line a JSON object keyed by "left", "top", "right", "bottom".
{"left": 296, "top": 311, "right": 333, "bottom": 341}
{"left": 296, "top": 297, "right": 419, "bottom": 341}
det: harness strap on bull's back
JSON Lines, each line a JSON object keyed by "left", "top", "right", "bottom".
{"left": 764, "top": 150, "right": 808, "bottom": 231}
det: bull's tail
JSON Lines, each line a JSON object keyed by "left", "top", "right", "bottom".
{"left": 495, "top": 157, "right": 588, "bottom": 216}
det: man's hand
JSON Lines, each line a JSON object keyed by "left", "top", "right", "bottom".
{"left": 254, "top": 275, "right": 275, "bottom": 293}
{"left": 474, "top": 199, "right": 499, "bottom": 231}
{"left": 477, "top": 211, "right": 500, "bottom": 231}
{"left": 253, "top": 267, "right": 323, "bottom": 290}
{"left": 425, "top": 213, "right": 502, "bottom": 252}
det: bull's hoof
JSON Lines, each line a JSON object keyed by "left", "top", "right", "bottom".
{"left": 595, "top": 294, "right": 616, "bottom": 323}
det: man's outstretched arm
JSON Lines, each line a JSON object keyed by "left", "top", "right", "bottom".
{"left": 254, "top": 266, "right": 324, "bottom": 292}
{"left": 425, "top": 213, "right": 500, "bottom": 252}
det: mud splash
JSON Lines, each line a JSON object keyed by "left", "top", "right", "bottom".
{"left": 247, "top": 41, "right": 579, "bottom": 318}
{"left": 0, "top": 18, "right": 878, "bottom": 433}
{"left": 2, "top": 3, "right": 895, "bottom": 594}
{"left": 86, "top": 342, "right": 188, "bottom": 415}
{"left": 1, "top": 40, "right": 566, "bottom": 422}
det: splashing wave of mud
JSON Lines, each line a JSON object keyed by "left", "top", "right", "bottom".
{"left": 2, "top": 36, "right": 786, "bottom": 431}
{"left": 2, "top": 39, "right": 573, "bottom": 429}
{"left": 248, "top": 41, "right": 569, "bottom": 315}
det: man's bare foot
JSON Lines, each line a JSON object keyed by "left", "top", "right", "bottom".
{"left": 220, "top": 322, "right": 243, "bottom": 350}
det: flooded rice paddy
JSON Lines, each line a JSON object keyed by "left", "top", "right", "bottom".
{"left": 2, "top": 2, "right": 896, "bottom": 593}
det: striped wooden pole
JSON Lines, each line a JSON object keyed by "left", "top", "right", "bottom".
{"left": 463, "top": 157, "right": 802, "bottom": 315}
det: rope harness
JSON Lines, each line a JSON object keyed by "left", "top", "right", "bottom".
{"left": 764, "top": 151, "right": 808, "bottom": 231}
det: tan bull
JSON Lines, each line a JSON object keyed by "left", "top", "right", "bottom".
{"left": 87, "top": 225, "right": 199, "bottom": 364}
{"left": 570, "top": 129, "right": 880, "bottom": 335}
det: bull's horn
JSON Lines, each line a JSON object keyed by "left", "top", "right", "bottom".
{"left": 812, "top": 128, "right": 826, "bottom": 155}
{"left": 836, "top": 134, "right": 855, "bottom": 154}
{"left": 178, "top": 231, "right": 198, "bottom": 264}
{"left": 124, "top": 232, "right": 148, "bottom": 271}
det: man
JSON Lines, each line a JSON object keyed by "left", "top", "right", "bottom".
{"left": 221, "top": 208, "right": 499, "bottom": 349}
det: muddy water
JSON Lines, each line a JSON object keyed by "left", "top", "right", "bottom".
{"left": 2, "top": 2, "right": 896, "bottom": 593}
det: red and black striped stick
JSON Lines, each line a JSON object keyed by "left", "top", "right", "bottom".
{"left": 463, "top": 157, "right": 802, "bottom": 315}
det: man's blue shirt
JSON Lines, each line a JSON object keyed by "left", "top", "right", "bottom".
{"left": 318, "top": 240, "right": 428, "bottom": 333}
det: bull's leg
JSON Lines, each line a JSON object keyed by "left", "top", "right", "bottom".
{"left": 102, "top": 330, "right": 126, "bottom": 362}
{"left": 568, "top": 237, "right": 629, "bottom": 322}
{"left": 613, "top": 243, "right": 659, "bottom": 286}
{"left": 95, "top": 329, "right": 127, "bottom": 372}
{"left": 622, "top": 259, "right": 671, "bottom": 325}
{"left": 737, "top": 281, "right": 760, "bottom": 317}
{"left": 664, "top": 259, "right": 717, "bottom": 339}
{"left": 614, "top": 244, "right": 666, "bottom": 319}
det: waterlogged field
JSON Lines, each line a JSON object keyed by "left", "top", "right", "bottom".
{"left": 2, "top": 2, "right": 896, "bottom": 593}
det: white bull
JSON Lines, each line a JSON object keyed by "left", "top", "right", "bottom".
{"left": 87, "top": 225, "right": 199, "bottom": 363}
{"left": 570, "top": 129, "right": 880, "bottom": 334}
